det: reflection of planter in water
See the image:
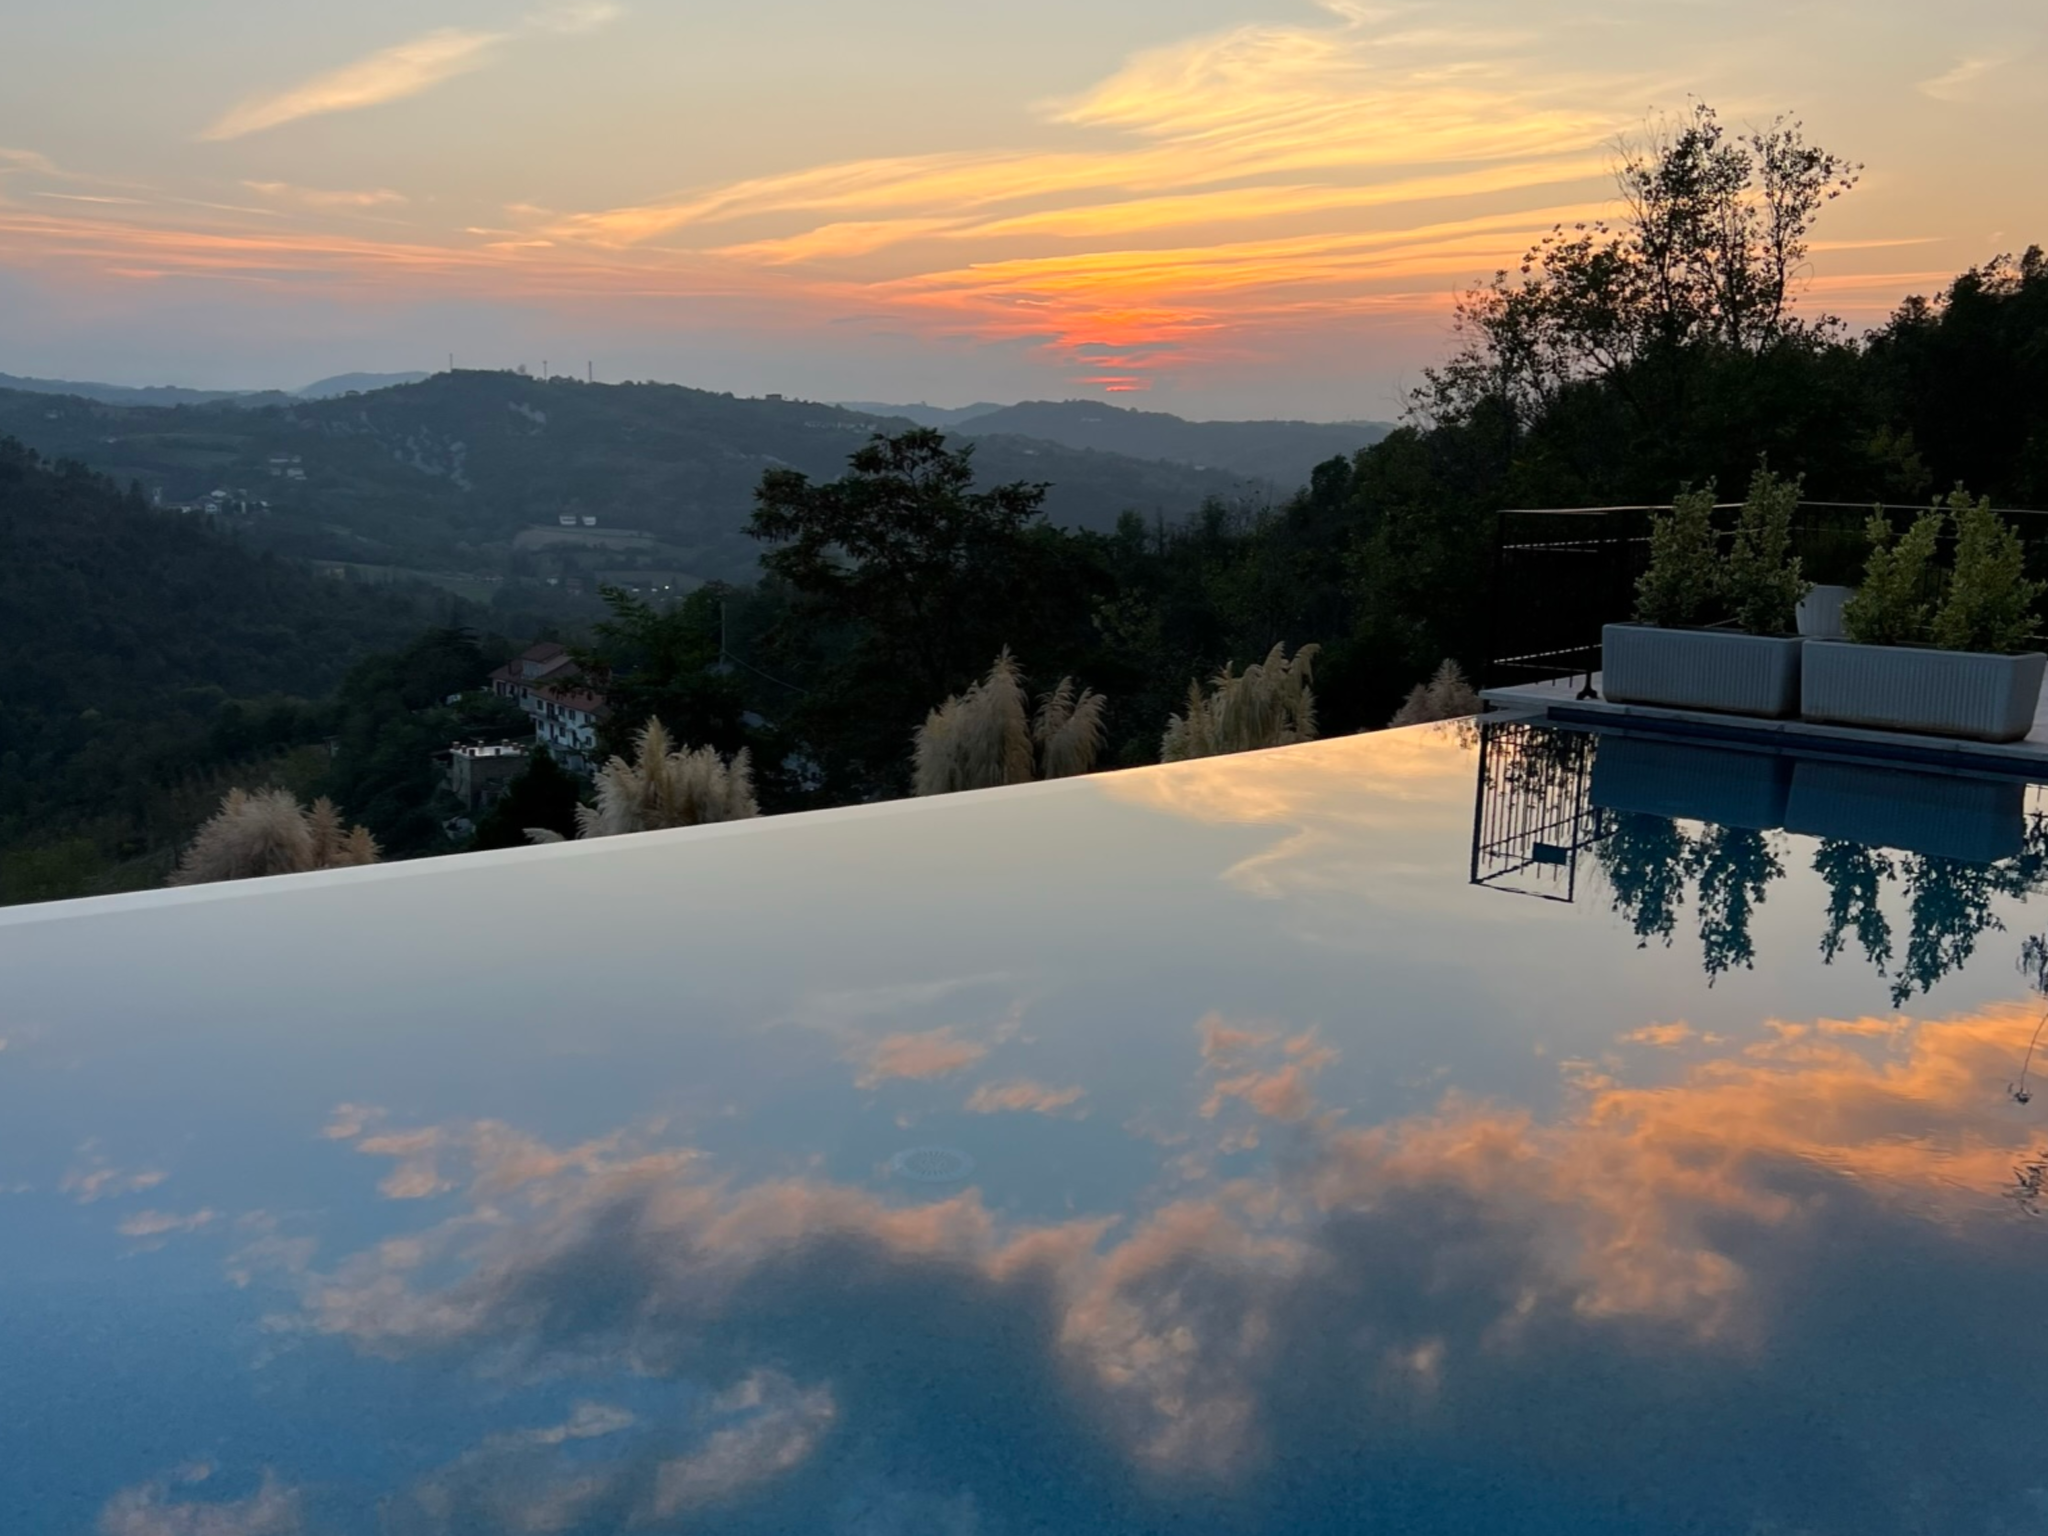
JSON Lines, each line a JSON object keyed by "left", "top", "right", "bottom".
{"left": 1801, "top": 640, "right": 2047, "bottom": 743}
{"left": 1590, "top": 734, "right": 1793, "bottom": 832}
{"left": 1784, "top": 758, "right": 2026, "bottom": 864}
{"left": 1601, "top": 625, "right": 1804, "bottom": 718}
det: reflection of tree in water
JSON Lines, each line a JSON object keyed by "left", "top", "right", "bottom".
{"left": 1881, "top": 819, "right": 2048, "bottom": 1006}
{"left": 1692, "top": 826, "right": 1783, "bottom": 983}
{"left": 1596, "top": 817, "right": 1783, "bottom": 982}
{"left": 1595, "top": 813, "right": 1691, "bottom": 950}
{"left": 1596, "top": 805, "right": 2048, "bottom": 998}
{"left": 1814, "top": 840, "right": 1896, "bottom": 972}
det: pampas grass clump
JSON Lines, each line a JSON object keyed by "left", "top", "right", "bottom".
{"left": 1160, "top": 642, "right": 1319, "bottom": 762}
{"left": 169, "top": 787, "right": 380, "bottom": 886}
{"left": 531, "top": 718, "right": 757, "bottom": 842}
{"left": 913, "top": 650, "right": 1107, "bottom": 796}
{"left": 1388, "top": 659, "right": 1481, "bottom": 727}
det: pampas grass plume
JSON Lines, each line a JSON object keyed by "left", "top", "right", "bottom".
{"left": 1160, "top": 642, "right": 1319, "bottom": 762}
{"left": 170, "top": 787, "right": 381, "bottom": 886}
{"left": 914, "top": 650, "right": 1107, "bottom": 794}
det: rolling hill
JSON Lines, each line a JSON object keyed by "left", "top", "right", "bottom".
{"left": 0, "top": 372, "right": 1272, "bottom": 592}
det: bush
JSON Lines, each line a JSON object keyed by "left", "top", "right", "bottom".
{"left": 1633, "top": 486, "right": 1721, "bottom": 627}
{"left": 1932, "top": 488, "right": 2043, "bottom": 654}
{"left": 1842, "top": 509, "right": 1940, "bottom": 647}
{"left": 1724, "top": 468, "right": 1809, "bottom": 636}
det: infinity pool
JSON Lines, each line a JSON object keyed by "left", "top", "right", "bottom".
{"left": 5, "top": 719, "right": 2046, "bottom": 1534}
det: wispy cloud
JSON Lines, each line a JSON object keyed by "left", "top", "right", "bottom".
{"left": 199, "top": 5, "right": 624, "bottom": 141}
{"left": 1917, "top": 55, "right": 2008, "bottom": 102}
{"left": 201, "top": 29, "right": 505, "bottom": 142}
{"left": 245, "top": 181, "right": 408, "bottom": 210}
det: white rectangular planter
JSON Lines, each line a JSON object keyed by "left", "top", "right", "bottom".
{"left": 1800, "top": 641, "right": 2047, "bottom": 743}
{"left": 1601, "top": 625, "right": 1804, "bottom": 718}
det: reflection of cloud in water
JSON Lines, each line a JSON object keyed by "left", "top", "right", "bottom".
{"left": 98, "top": 1470, "right": 301, "bottom": 1536}
{"left": 963, "top": 1080, "right": 1087, "bottom": 1117}
{"left": 1199, "top": 1015, "right": 1338, "bottom": 1126}
{"left": 62, "top": 1149, "right": 169, "bottom": 1204}
{"left": 291, "top": 1003, "right": 2048, "bottom": 1532}
{"left": 1094, "top": 730, "right": 1476, "bottom": 899}
{"left": 395, "top": 1379, "right": 835, "bottom": 1535}
{"left": 850, "top": 1026, "right": 991, "bottom": 1088}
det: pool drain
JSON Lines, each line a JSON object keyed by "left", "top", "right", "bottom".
{"left": 890, "top": 1146, "right": 976, "bottom": 1183}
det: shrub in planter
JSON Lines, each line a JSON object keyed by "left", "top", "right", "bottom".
{"left": 1633, "top": 484, "right": 1721, "bottom": 628}
{"left": 1841, "top": 507, "right": 1940, "bottom": 647}
{"left": 1807, "top": 487, "right": 2048, "bottom": 741}
{"left": 1935, "top": 492, "right": 2045, "bottom": 654}
{"left": 1603, "top": 469, "right": 1810, "bottom": 717}
{"left": 1724, "top": 468, "right": 1808, "bottom": 638}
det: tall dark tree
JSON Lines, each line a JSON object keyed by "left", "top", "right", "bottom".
{"left": 469, "top": 749, "right": 583, "bottom": 850}
{"left": 572, "top": 585, "right": 750, "bottom": 763}
{"left": 747, "top": 429, "right": 1105, "bottom": 796}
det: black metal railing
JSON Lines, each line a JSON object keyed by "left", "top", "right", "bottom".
{"left": 1482, "top": 499, "right": 2048, "bottom": 693}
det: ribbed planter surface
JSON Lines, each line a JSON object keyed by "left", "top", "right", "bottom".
{"left": 1783, "top": 758, "right": 2025, "bottom": 864}
{"left": 1590, "top": 734, "right": 1791, "bottom": 832}
{"left": 1800, "top": 642, "right": 2046, "bottom": 743}
{"left": 1601, "top": 625, "right": 1804, "bottom": 718}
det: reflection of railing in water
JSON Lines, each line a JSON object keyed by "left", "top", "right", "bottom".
{"left": 1468, "top": 720, "right": 1607, "bottom": 902}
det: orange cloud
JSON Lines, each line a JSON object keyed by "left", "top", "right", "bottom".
{"left": 849, "top": 1026, "right": 991, "bottom": 1088}
{"left": 1199, "top": 1017, "right": 1339, "bottom": 1124}
{"left": 964, "top": 1080, "right": 1088, "bottom": 1117}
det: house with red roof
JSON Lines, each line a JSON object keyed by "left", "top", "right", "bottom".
{"left": 488, "top": 642, "right": 609, "bottom": 772}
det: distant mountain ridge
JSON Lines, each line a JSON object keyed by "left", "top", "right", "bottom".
{"left": 0, "top": 373, "right": 279, "bottom": 408}
{"left": 0, "top": 370, "right": 430, "bottom": 406}
{"left": 950, "top": 400, "right": 1393, "bottom": 487}
{"left": 297, "top": 372, "right": 432, "bottom": 398}
{"left": 836, "top": 400, "right": 1006, "bottom": 429}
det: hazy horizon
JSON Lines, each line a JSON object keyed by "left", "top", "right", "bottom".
{"left": 4, "top": 0, "right": 2041, "bottom": 418}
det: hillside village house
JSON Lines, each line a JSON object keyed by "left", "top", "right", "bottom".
{"left": 488, "top": 641, "right": 608, "bottom": 772}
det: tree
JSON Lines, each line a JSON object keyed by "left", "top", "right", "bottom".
{"left": 169, "top": 788, "right": 379, "bottom": 886}
{"left": 1421, "top": 103, "right": 1860, "bottom": 442}
{"left": 747, "top": 429, "right": 1103, "bottom": 797}
{"left": 468, "top": 748, "right": 582, "bottom": 850}
{"left": 572, "top": 585, "right": 749, "bottom": 763}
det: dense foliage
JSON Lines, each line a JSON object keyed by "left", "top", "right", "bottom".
{"left": 0, "top": 442, "right": 470, "bottom": 900}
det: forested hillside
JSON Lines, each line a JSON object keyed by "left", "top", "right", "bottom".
{"left": 0, "top": 442, "right": 476, "bottom": 899}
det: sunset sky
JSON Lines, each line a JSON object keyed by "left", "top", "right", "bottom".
{"left": 2, "top": 0, "right": 2040, "bottom": 417}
